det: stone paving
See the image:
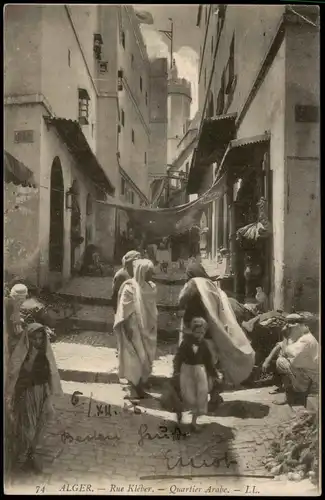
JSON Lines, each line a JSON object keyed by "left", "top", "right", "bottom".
{"left": 7, "top": 380, "right": 316, "bottom": 495}
{"left": 6, "top": 337, "right": 318, "bottom": 496}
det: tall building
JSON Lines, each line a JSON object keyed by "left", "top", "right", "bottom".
{"left": 167, "top": 110, "right": 201, "bottom": 207}
{"left": 187, "top": 4, "right": 320, "bottom": 312}
{"left": 148, "top": 58, "right": 168, "bottom": 178}
{"left": 4, "top": 4, "right": 116, "bottom": 289}
{"left": 4, "top": 5, "right": 169, "bottom": 284}
{"left": 167, "top": 60, "right": 192, "bottom": 165}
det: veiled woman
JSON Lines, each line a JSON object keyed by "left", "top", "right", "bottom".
{"left": 113, "top": 259, "right": 158, "bottom": 400}
{"left": 178, "top": 262, "right": 255, "bottom": 409}
{"left": 6, "top": 323, "right": 63, "bottom": 475}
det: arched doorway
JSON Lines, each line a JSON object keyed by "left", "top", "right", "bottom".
{"left": 49, "top": 157, "right": 64, "bottom": 272}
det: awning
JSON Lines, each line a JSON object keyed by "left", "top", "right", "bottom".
{"left": 187, "top": 112, "right": 237, "bottom": 194}
{"left": 216, "top": 133, "right": 270, "bottom": 181}
{"left": 44, "top": 117, "right": 115, "bottom": 194}
{"left": 4, "top": 150, "right": 36, "bottom": 187}
{"left": 95, "top": 173, "right": 227, "bottom": 237}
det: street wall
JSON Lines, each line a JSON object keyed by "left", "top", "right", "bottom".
{"left": 117, "top": 6, "right": 151, "bottom": 200}
{"left": 236, "top": 39, "right": 286, "bottom": 310}
{"left": 283, "top": 22, "right": 320, "bottom": 313}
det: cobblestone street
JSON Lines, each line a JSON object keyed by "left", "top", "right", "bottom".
{"left": 7, "top": 330, "right": 318, "bottom": 496}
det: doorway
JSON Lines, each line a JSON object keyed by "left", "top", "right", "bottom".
{"left": 49, "top": 157, "right": 64, "bottom": 273}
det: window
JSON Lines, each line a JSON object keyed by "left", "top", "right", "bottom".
{"left": 144, "top": 152, "right": 147, "bottom": 164}
{"left": 121, "top": 30, "right": 125, "bottom": 49}
{"left": 93, "top": 33, "right": 103, "bottom": 61}
{"left": 99, "top": 61, "right": 108, "bottom": 73}
{"left": 140, "top": 76, "right": 143, "bottom": 92}
{"left": 68, "top": 49, "right": 71, "bottom": 67}
{"left": 121, "top": 109, "right": 125, "bottom": 127}
{"left": 208, "top": 92, "right": 214, "bottom": 118}
{"left": 121, "top": 178, "right": 126, "bottom": 195}
{"left": 131, "top": 129, "right": 135, "bottom": 144}
{"left": 131, "top": 53, "right": 134, "bottom": 68}
{"left": 204, "top": 68, "right": 207, "bottom": 89}
{"left": 186, "top": 162, "right": 189, "bottom": 177}
{"left": 92, "top": 123, "right": 94, "bottom": 137}
{"left": 117, "top": 69, "right": 123, "bottom": 91}
{"left": 225, "top": 35, "right": 235, "bottom": 94}
{"left": 145, "top": 91, "right": 148, "bottom": 106}
{"left": 131, "top": 192, "right": 134, "bottom": 204}
{"left": 78, "top": 88, "right": 90, "bottom": 125}
{"left": 211, "top": 36, "right": 214, "bottom": 55}
{"left": 216, "top": 71, "right": 225, "bottom": 115}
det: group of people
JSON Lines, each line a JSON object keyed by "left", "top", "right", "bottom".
{"left": 4, "top": 283, "right": 62, "bottom": 478}
{"left": 4, "top": 250, "right": 319, "bottom": 479}
{"left": 112, "top": 250, "right": 319, "bottom": 430}
{"left": 111, "top": 251, "right": 256, "bottom": 431}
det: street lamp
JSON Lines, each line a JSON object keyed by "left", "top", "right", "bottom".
{"left": 65, "top": 188, "right": 73, "bottom": 210}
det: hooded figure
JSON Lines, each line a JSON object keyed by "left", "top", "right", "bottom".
{"left": 113, "top": 259, "right": 158, "bottom": 400}
{"left": 178, "top": 263, "right": 255, "bottom": 409}
{"left": 111, "top": 250, "right": 141, "bottom": 312}
{"left": 5, "top": 323, "right": 62, "bottom": 474}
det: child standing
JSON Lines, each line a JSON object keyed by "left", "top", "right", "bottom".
{"left": 173, "top": 317, "right": 218, "bottom": 432}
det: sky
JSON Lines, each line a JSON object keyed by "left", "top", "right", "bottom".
{"left": 133, "top": 5, "right": 200, "bottom": 118}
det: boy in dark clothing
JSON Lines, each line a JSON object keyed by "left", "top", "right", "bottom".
{"left": 173, "top": 317, "right": 222, "bottom": 432}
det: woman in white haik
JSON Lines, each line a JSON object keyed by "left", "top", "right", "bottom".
{"left": 113, "top": 259, "right": 158, "bottom": 401}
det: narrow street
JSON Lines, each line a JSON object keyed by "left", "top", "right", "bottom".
{"left": 4, "top": 4, "right": 320, "bottom": 496}
{"left": 8, "top": 274, "right": 318, "bottom": 496}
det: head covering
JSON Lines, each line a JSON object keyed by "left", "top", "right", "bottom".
{"left": 6, "top": 322, "right": 63, "bottom": 398}
{"left": 133, "top": 258, "right": 154, "bottom": 287}
{"left": 10, "top": 283, "right": 28, "bottom": 299}
{"left": 122, "top": 250, "right": 141, "bottom": 267}
{"left": 26, "top": 322, "right": 44, "bottom": 336}
{"left": 186, "top": 262, "right": 210, "bottom": 281}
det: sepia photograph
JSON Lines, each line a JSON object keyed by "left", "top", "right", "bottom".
{"left": 4, "top": 3, "right": 320, "bottom": 496}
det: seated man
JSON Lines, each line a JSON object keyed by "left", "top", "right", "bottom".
{"left": 262, "top": 314, "right": 319, "bottom": 405}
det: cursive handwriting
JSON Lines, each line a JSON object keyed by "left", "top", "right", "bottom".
{"left": 164, "top": 447, "right": 238, "bottom": 470}
{"left": 70, "top": 391, "right": 142, "bottom": 417}
{"left": 163, "top": 437, "right": 238, "bottom": 471}
{"left": 138, "top": 423, "right": 189, "bottom": 447}
{"left": 61, "top": 430, "right": 120, "bottom": 444}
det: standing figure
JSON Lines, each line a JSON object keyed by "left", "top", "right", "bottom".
{"left": 173, "top": 317, "right": 222, "bottom": 432}
{"left": 4, "top": 283, "right": 28, "bottom": 479}
{"left": 178, "top": 262, "right": 255, "bottom": 408}
{"left": 189, "top": 224, "right": 201, "bottom": 257}
{"left": 6, "top": 323, "right": 62, "bottom": 475}
{"left": 113, "top": 259, "right": 158, "bottom": 400}
{"left": 111, "top": 251, "right": 141, "bottom": 313}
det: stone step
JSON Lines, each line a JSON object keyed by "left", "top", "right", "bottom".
{"left": 55, "top": 304, "right": 181, "bottom": 335}
{"left": 53, "top": 341, "right": 174, "bottom": 384}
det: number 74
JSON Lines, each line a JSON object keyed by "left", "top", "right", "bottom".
{"left": 36, "top": 485, "right": 46, "bottom": 494}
